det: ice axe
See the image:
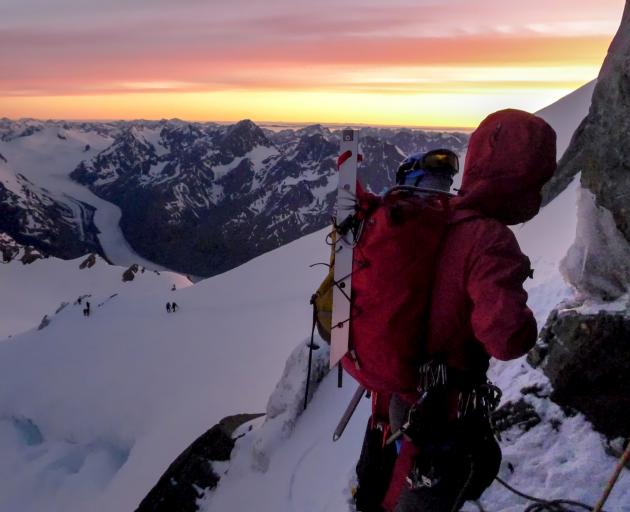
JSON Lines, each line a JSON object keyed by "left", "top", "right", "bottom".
{"left": 333, "top": 384, "right": 366, "bottom": 442}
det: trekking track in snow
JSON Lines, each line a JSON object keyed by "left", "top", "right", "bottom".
{"left": 288, "top": 434, "right": 348, "bottom": 512}
{"left": 288, "top": 438, "right": 321, "bottom": 512}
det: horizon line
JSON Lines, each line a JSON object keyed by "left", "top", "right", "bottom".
{"left": 2, "top": 116, "right": 476, "bottom": 132}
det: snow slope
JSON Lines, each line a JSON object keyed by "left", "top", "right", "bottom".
{"left": 0, "top": 231, "right": 329, "bottom": 512}
{"left": 204, "top": 173, "right": 630, "bottom": 512}
{"left": 536, "top": 80, "right": 596, "bottom": 159}
{"left": 0, "top": 126, "right": 164, "bottom": 269}
{"left": 0, "top": 255, "right": 191, "bottom": 340}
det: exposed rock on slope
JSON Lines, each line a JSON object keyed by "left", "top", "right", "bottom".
{"left": 137, "top": 342, "right": 331, "bottom": 511}
{"left": 545, "top": 2, "right": 630, "bottom": 298}
{"left": 532, "top": 3, "right": 630, "bottom": 440}
{"left": 135, "top": 413, "right": 264, "bottom": 512}
{"left": 0, "top": 174, "right": 101, "bottom": 261}
{"left": 0, "top": 233, "right": 44, "bottom": 264}
{"left": 531, "top": 309, "right": 630, "bottom": 439}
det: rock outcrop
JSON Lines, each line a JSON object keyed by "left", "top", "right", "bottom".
{"left": 529, "top": 308, "right": 630, "bottom": 439}
{"left": 531, "top": 3, "right": 630, "bottom": 441}
{"left": 135, "top": 413, "right": 263, "bottom": 512}
{"left": 122, "top": 263, "right": 139, "bottom": 282}
{"left": 79, "top": 253, "right": 97, "bottom": 269}
{"left": 0, "top": 233, "right": 44, "bottom": 264}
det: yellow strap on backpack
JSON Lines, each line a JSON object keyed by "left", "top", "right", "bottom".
{"left": 311, "top": 228, "right": 336, "bottom": 343}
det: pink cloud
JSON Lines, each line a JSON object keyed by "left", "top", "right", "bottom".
{"left": 0, "top": 0, "right": 624, "bottom": 96}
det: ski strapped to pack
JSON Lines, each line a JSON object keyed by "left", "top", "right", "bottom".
{"left": 304, "top": 130, "right": 362, "bottom": 410}
{"left": 330, "top": 129, "right": 360, "bottom": 369}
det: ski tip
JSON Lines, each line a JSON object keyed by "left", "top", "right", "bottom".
{"left": 333, "top": 433, "right": 341, "bottom": 442}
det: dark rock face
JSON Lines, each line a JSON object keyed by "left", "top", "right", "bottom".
{"left": 541, "top": 3, "right": 630, "bottom": 298}
{"left": 135, "top": 413, "right": 263, "bottom": 512}
{"left": 79, "top": 254, "right": 97, "bottom": 269}
{"left": 492, "top": 399, "right": 542, "bottom": 434}
{"left": 531, "top": 309, "right": 630, "bottom": 439}
{"left": 0, "top": 233, "right": 44, "bottom": 264}
{"left": 70, "top": 120, "right": 468, "bottom": 277}
{"left": 122, "top": 263, "right": 139, "bottom": 282}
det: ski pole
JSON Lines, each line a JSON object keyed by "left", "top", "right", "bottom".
{"left": 333, "top": 384, "right": 366, "bottom": 442}
{"left": 304, "top": 300, "right": 320, "bottom": 411}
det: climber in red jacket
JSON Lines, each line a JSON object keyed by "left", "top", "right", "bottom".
{"left": 382, "top": 109, "right": 557, "bottom": 512}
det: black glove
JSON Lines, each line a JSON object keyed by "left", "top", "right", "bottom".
{"left": 397, "top": 389, "right": 450, "bottom": 445}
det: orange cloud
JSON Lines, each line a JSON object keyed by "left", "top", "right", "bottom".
{"left": 0, "top": 0, "right": 624, "bottom": 126}
{"left": 0, "top": 35, "right": 611, "bottom": 96}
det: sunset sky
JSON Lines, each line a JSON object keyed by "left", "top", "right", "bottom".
{"left": 0, "top": 0, "right": 625, "bottom": 127}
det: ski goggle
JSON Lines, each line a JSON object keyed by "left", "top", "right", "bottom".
{"left": 396, "top": 149, "right": 459, "bottom": 186}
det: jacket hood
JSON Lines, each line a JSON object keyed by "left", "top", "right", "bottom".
{"left": 454, "top": 109, "right": 557, "bottom": 225}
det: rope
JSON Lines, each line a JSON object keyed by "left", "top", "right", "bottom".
{"left": 495, "top": 476, "right": 600, "bottom": 512}
{"left": 451, "top": 455, "right": 476, "bottom": 512}
{"left": 494, "top": 438, "right": 630, "bottom": 511}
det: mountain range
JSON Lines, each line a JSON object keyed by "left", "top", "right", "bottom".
{"left": 0, "top": 118, "right": 468, "bottom": 276}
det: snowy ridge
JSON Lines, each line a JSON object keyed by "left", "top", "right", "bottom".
{"left": 536, "top": 80, "right": 596, "bottom": 159}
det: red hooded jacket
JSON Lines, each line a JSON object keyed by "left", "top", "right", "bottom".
{"left": 382, "top": 109, "right": 557, "bottom": 510}
{"left": 427, "top": 108, "right": 556, "bottom": 371}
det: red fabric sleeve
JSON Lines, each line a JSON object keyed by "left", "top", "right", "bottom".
{"left": 466, "top": 225, "right": 538, "bottom": 360}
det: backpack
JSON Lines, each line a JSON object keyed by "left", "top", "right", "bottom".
{"left": 312, "top": 184, "right": 451, "bottom": 394}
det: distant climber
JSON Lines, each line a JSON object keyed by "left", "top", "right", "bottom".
{"left": 83, "top": 301, "right": 91, "bottom": 317}
{"left": 166, "top": 302, "right": 172, "bottom": 313}
{"left": 172, "top": 302, "right": 179, "bottom": 312}
{"left": 171, "top": 284, "right": 176, "bottom": 291}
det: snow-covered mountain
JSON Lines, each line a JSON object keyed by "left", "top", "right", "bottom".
{"left": 0, "top": 119, "right": 160, "bottom": 270}
{"left": 0, "top": 148, "right": 101, "bottom": 260}
{"left": 0, "top": 117, "right": 468, "bottom": 277}
{"left": 69, "top": 119, "right": 468, "bottom": 276}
